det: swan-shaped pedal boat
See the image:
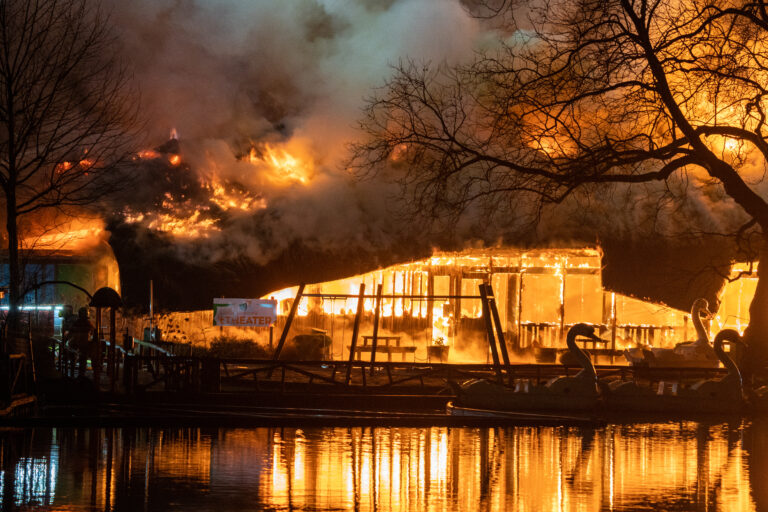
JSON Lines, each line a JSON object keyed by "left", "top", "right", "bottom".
{"left": 606, "top": 329, "right": 744, "bottom": 414}
{"left": 450, "top": 323, "right": 603, "bottom": 413}
{"left": 623, "top": 298, "right": 719, "bottom": 368}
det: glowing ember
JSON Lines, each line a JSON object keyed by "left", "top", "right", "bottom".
{"left": 205, "top": 177, "right": 266, "bottom": 212}
{"left": 55, "top": 162, "right": 73, "bottom": 173}
{"left": 138, "top": 150, "right": 161, "bottom": 160}
{"left": 146, "top": 210, "right": 219, "bottom": 238}
{"left": 124, "top": 141, "right": 271, "bottom": 238}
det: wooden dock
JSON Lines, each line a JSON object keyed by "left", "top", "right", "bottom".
{"left": 43, "top": 335, "right": 728, "bottom": 404}
{"left": 1, "top": 353, "right": 37, "bottom": 418}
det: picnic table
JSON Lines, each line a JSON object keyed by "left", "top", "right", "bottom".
{"left": 350, "top": 335, "right": 417, "bottom": 362}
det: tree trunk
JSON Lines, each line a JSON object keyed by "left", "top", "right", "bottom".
{"left": 742, "top": 242, "right": 768, "bottom": 376}
{"left": 4, "top": 187, "right": 20, "bottom": 355}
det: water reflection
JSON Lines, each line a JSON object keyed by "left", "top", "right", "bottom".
{"left": 0, "top": 420, "right": 765, "bottom": 511}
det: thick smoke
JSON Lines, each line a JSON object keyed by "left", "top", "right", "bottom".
{"left": 106, "top": 0, "right": 483, "bottom": 264}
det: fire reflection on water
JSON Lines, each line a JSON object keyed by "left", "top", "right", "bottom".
{"left": 0, "top": 422, "right": 761, "bottom": 511}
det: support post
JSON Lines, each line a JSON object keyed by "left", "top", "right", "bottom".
{"left": 149, "top": 280, "right": 153, "bottom": 341}
{"left": 345, "top": 283, "right": 366, "bottom": 385}
{"left": 517, "top": 272, "right": 524, "bottom": 348}
{"left": 201, "top": 358, "right": 220, "bottom": 393}
{"left": 559, "top": 269, "right": 566, "bottom": 343}
{"left": 479, "top": 284, "right": 503, "bottom": 383}
{"left": 123, "top": 354, "right": 135, "bottom": 394}
{"left": 369, "top": 283, "right": 383, "bottom": 375}
{"left": 427, "top": 275, "right": 434, "bottom": 342}
{"left": 611, "top": 292, "right": 617, "bottom": 364}
{"left": 109, "top": 308, "right": 117, "bottom": 392}
{"left": 487, "top": 283, "right": 512, "bottom": 385}
{"left": 93, "top": 307, "right": 102, "bottom": 388}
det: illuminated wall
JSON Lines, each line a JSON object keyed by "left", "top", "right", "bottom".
{"left": 0, "top": 240, "right": 120, "bottom": 307}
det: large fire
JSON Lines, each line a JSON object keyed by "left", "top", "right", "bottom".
{"left": 247, "top": 143, "right": 313, "bottom": 185}
{"left": 119, "top": 137, "right": 311, "bottom": 239}
{"left": 20, "top": 218, "right": 106, "bottom": 252}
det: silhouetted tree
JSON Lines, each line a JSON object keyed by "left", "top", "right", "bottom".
{"left": 0, "top": 0, "right": 138, "bottom": 349}
{"left": 352, "top": 0, "right": 768, "bottom": 367}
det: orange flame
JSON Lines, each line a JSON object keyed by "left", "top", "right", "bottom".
{"left": 21, "top": 219, "right": 105, "bottom": 252}
{"left": 246, "top": 144, "right": 312, "bottom": 184}
{"left": 138, "top": 150, "right": 161, "bottom": 160}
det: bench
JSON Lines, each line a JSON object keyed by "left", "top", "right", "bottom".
{"left": 349, "top": 335, "right": 417, "bottom": 362}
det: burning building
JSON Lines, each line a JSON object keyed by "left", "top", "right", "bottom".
{"left": 0, "top": 222, "right": 120, "bottom": 336}
{"left": 264, "top": 247, "right": 693, "bottom": 363}
{"left": 716, "top": 263, "right": 760, "bottom": 334}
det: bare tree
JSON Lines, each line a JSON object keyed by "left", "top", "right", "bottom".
{"left": 0, "top": 0, "right": 138, "bottom": 347}
{"left": 351, "top": 0, "right": 768, "bottom": 368}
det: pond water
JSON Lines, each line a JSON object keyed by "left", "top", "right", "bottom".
{"left": 1, "top": 420, "right": 766, "bottom": 511}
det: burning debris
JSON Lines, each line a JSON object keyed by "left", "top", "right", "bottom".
{"left": 116, "top": 134, "right": 268, "bottom": 239}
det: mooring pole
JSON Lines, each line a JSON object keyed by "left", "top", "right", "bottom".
{"left": 345, "top": 283, "right": 366, "bottom": 385}
{"left": 479, "top": 284, "right": 503, "bottom": 383}
{"left": 611, "top": 292, "right": 618, "bottom": 364}
{"left": 109, "top": 308, "right": 117, "bottom": 392}
{"left": 486, "top": 283, "right": 512, "bottom": 385}
{"left": 93, "top": 307, "right": 102, "bottom": 388}
{"left": 369, "top": 283, "right": 383, "bottom": 376}
{"left": 271, "top": 284, "right": 306, "bottom": 363}
{"left": 149, "top": 280, "right": 153, "bottom": 341}
{"left": 559, "top": 268, "right": 566, "bottom": 343}
{"left": 516, "top": 273, "right": 524, "bottom": 348}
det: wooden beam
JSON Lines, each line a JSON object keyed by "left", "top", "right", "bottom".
{"left": 345, "top": 283, "right": 366, "bottom": 385}
{"left": 486, "top": 283, "right": 512, "bottom": 385}
{"left": 271, "top": 284, "right": 306, "bottom": 363}
{"left": 479, "top": 284, "right": 503, "bottom": 384}
{"left": 369, "top": 283, "right": 383, "bottom": 375}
